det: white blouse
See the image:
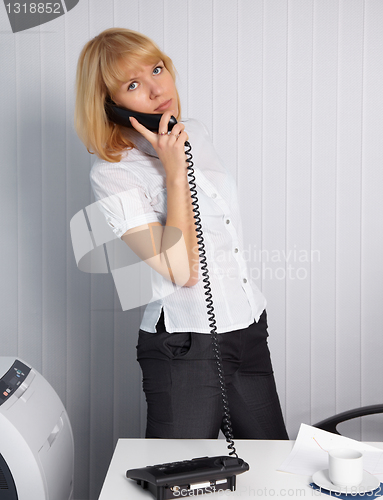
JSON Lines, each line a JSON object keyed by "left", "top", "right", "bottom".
{"left": 90, "top": 119, "right": 266, "bottom": 333}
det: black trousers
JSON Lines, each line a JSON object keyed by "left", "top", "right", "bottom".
{"left": 137, "top": 309, "right": 288, "bottom": 440}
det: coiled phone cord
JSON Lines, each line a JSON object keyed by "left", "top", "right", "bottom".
{"left": 184, "top": 141, "right": 238, "bottom": 459}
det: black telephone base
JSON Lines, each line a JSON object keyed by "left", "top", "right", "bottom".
{"left": 126, "top": 455, "right": 249, "bottom": 500}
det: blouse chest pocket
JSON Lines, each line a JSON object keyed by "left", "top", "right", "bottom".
{"left": 194, "top": 191, "right": 223, "bottom": 217}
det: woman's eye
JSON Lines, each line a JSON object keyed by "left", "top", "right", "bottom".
{"left": 128, "top": 82, "right": 138, "bottom": 91}
{"left": 153, "top": 66, "right": 163, "bottom": 75}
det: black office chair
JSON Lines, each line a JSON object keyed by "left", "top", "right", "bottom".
{"left": 313, "top": 404, "right": 383, "bottom": 435}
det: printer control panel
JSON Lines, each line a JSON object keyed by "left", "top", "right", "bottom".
{"left": 0, "top": 359, "right": 31, "bottom": 406}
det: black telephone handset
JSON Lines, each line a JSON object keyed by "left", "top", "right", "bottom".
{"left": 105, "top": 100, "right": 249, "bottom": 498}
{"left": 105, "top": 99, "right": 177, "bottom": 132}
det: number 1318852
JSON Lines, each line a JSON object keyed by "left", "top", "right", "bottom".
{"left": 5, "top": 3, "right": 62, "bottom": 14}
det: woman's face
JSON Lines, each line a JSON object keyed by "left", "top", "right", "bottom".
{"left": 112, "top": 60, "right": 179, "bottom": 117}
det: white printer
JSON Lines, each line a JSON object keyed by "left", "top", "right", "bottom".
{"left": 0, "top": 357, "right": 74, "bottom": 500}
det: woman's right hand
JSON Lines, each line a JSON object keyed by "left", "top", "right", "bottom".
{"left": 129, "top": 111, "right": 189, "bottom": 179}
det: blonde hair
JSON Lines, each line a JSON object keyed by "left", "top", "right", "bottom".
{"left": 75, "top": 28, "right": 181, "bottom": 162}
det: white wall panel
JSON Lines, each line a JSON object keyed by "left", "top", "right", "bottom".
{"left": 360, "top": 0, "right": 383, "bottom": 441}
{"left": 237, "top": 0, "right": 264, "bottom": 308}
{"left": 285, "top": 0, "right": 314, "bottom": 438}
{"left": 310, "top": 0, "right": 338, "bottom": 426}
{"left": 335, "top": 0, "right": 365, "bottom": 439}
{"left": 90, "top": 0, "right": 114, "bottom": 37}
{"left": 163, "top": 0, "right": 189, "bottom": 114}
{"left": 0, "top": 14, "right": 18, "bottom": 355}
{"left": 114, "top": 0, "right": 139, "bottom": 31}
{"left": 188, "top": 0, "right": 213, "bottom": 129}
{"left": 41, "top": 14, "right": 68, "bottom": 403}
{"left": 65, "top": 3, "right": 93, "bottom": 498}
{"left": 138, "top": 0, "right": 165, "bottom": 50}
{"left": 261, "top": 0, "right": 288, "bottom": 415}
{"left": 89, "top": 310, "right": 115, "bottom": 500}
{"left": 212, "top": 0, "right": 238, "bottom": 171}
{"left": 2, "top": 1, "right": 383, "bottom": 498}
{"left": 17, "top": 32, "right": 43, "bottom": 369}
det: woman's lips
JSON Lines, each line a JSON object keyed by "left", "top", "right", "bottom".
{"left": 154, "top": 99, "right": 172, "bottom": 112}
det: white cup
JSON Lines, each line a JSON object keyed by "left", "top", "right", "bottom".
{"left": 328, "top": 448, "right": 363, "bottom": 488}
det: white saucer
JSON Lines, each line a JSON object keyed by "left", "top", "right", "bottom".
{"left": 312, "top": 469, "right": 380, "bottom": 495}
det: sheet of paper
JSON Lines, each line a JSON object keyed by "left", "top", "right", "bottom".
{"left": 279, "top": 423, "right": 383, "bottom": 481}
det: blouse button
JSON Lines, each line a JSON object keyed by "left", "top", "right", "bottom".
{"left": 234, "top": 248, "right": 239, "bottom": 253}
{"left": 211, "top": 193, "right": 217, "bottom": 199}
{"left": 225, "top": 219, "right": 230, "bottom": 224}
{"left": 243, "top": 278, "right": 247, "bottom": 283}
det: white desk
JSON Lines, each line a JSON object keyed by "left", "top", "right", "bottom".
{"left": 99, "top": 439, "right": 383, "bottom": 499}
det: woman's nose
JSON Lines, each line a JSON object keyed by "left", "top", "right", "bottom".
{"left": 149, "top": 82, "right": 163, "bottom": 99}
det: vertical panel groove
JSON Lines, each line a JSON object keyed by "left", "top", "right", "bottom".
{"left": 212, "top": 0, "right": 214, "bottom": 142}
{"left": 236, "top": 0, "right": 239, "bottom": 185}
{"left": 40, "top": 27, "right": 44, "bottom": 375}
{"left": 236, "top": 0, "right": 238, "bottom": 185}
{"left": 285, "top": 0, "right": 289, "bottom": 421}
{"left": 260, "top": 0, "right": 264, "bottom": 292}
{"left": 359, "top": 0, "right": 366, "bottom": 432}
{"left": 16, "top": 34, "right": 20, "bottom": 356}
{"left": 334, "top": 0, "right": 340, "bottom": 416}
{"left": 309, "top": 0, "right": 314, "bottom": 427}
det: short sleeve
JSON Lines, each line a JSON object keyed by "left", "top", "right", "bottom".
{"left": 90, "top": 160, "right": 160, "bottom": 238}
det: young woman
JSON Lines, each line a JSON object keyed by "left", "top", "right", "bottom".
{"left": 75, "top": 27, "right": 288, "bottom": 440}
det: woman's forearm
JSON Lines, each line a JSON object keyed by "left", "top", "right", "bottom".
{"left": 161, "top": 169, "right": 200, "bottom": 287}
{"left": 127, "top": 115, "right": 199, "bottom": 287}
